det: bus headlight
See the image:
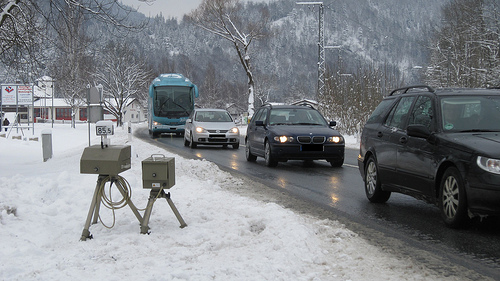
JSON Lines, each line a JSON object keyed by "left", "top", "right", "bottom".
{"left": 274, "top": 136, "right": 293, "bottom": 143}
{"left": 327, "top": 136, "right": 343, "bottom": 143}
{"left": 195, "top": 127, "right": 206, "bottom": 133}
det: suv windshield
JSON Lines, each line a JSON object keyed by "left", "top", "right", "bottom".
{"left": 441, "top": 96, "right": 500, "bottom": 132}
{"left": 268, "top": 108, "right": 327, "bottom": 125}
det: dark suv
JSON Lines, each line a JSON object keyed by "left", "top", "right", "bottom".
{"left": 358, "top": 85, "right": 500, "bottom": 228}
{"left": 246, "top": 104, "right": 345, "bottom": 167}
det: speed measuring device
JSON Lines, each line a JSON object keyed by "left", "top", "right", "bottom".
{"left": 96, "top": 120, "right": 114, "bottom": 135}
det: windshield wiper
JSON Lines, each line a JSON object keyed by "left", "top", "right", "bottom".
{"left": 171, "top": 100, "right": 190, "bottom": 115}
{"left": 159, "top": 97, "right": 189, "bottom": 115}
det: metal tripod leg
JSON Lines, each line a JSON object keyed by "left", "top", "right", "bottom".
{"left": 140, "top": 190, "right": 158, "bottom": 234}
{"left": 164, "top": 191, "right": 188, "bottom": 228}
{"left": 141, "top": 189, "right": 187, "bottom": 234}
{"left": 80, "top": 175, "right": 106, "bottom": 241}
{"left": 113, "top": 178, "right": 143, "bottom": 223}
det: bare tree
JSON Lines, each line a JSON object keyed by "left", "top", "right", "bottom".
{"left": 94, "top": 42, "right": 151, "bottom": 127}
{"left": 200, "top": 63, "right": 224, "bottom": 108}
{"left": 321, "top": 61, "right": 399, "bottom": 137}
{"left": 189, "top": 0, "right": 269, "bottom": 117}
{"left": 0, "top": 0, "right": 145, "bottom": 81}
{"left": 0, "top": 0, "right": 43, "bottom": 82}
{"left": 426, "top": 0, "right": 500, "bottom": 87}
{"left": 49, "top": 2, "right": 94, "bottom": 128}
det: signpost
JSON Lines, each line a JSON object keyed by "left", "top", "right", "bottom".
{"left": 1, "top": 84, "right": 35, "bottom": 134}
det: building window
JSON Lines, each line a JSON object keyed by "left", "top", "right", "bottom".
{"left": 56, "top": 108, "right": 72, "bottom": 120}
{"left": 80, "top": 108, "right": 87, "bottom": 121}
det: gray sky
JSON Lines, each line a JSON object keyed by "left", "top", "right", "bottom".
{"left": 120, "top": 0, "right": 203, "bottom": 19}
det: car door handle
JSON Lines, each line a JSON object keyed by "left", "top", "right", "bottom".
{"left": 377, "top": 132, "right": 383, "bottom": 138}
{"left": 399, "top": 136, "right": 408, "bottom": 143}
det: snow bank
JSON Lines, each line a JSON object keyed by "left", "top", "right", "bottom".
{"left": 0, "top": 123, "right": 450, "bottom": 280}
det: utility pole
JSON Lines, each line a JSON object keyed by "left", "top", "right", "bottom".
{"left": 297, "top": 2, "right": 325, "bottom": 99}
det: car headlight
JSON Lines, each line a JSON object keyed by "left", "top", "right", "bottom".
{"left": 230, "top": 127, "right": 239, "bottom": 134}
{"left": 153, "top": 121, "right": 160, "bottom": 126}
{"left": 195, "top": 127, "right": 206, "bottom": 133}
{"left": 327, "top": 136, "right": 344, "bottom": 143}
{"left": 274, "top": 136, "right": 293, "bottom": 143}
{"left": 477, "top": 156, "right": 500, "bottom": 175}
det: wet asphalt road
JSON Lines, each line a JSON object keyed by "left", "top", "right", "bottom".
{"left": 136, "top": 128, "right": 500, "bottom": 280}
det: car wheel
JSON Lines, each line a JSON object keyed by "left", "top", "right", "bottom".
{"left": 364, "top": 156, "right": 390, "bottom": 203}
{"left": 439, "top": 167, "right": 468, "bottom": 228}
{"left": 329, "top": 158, "right": 344, "bottom": 167}
{"left": 245, "top": 141, "right": 257, "bottom": 162}
{"left": 265, "top": 141, "right": 278, "bottom": 167}
{"left": 184, "top": 135, "right": 189, "bottom": 147}
{"left": 233, "top": 143, "right": 239, "bottom": 149}
{"left": 189, "top": 133, "right": 197, "bottom": 149}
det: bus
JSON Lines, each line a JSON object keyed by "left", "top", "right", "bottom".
{"left": 148, "top": 73, "right": 199, "bottom": 137}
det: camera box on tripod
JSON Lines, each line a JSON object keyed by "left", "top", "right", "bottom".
{"left": 142, "top": 155, "right": 175, "bottom": 189}
{"left": 80, "top": 145, "right": 131, "bottom": 175}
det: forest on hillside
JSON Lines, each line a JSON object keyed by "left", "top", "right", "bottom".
{"left": 1, "top": 0, "right": 499, "bottom": 134}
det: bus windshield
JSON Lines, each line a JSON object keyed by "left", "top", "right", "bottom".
{"left": 154, "top": 86, "right": 193, "bottom": 118}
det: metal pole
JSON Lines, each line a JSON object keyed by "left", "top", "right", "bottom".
{"left": 317, "top": 3, "right": 325, "bottom": 99}
{"left": 31, "top": 84, "right": 34, "bottom": 134}
{"left": 296, "top": 2, "right": 325, "bottom": 99}
{"left": 51, "top": 80, "right": 54, "bottom": 128}
{"left": 87, "top": 85, "right": 91, "bottom": 146}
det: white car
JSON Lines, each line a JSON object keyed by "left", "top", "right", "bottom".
{"left": 184, "top": 108, "right": 240, "bottom": 149}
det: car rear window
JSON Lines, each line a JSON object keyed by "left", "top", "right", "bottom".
{"left": 366, "top": 98, "right": 394, "bottom": 124}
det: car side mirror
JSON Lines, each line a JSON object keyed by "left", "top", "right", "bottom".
{"left": 407, "top": 124, "right": 438, "bottom": 145}
{"left": 407, "top": 124, "right": 431, "bottom": 138}
{"left": 329, "top": 121, "right": 337, "bottom": 127}
{"left": 406, "top": 124, "right": 432, "bottom": 139}
{"left": 255, "top": 120, "right": 265, "bottom": 126}
{"left": 186, "top": 118, "right": 192, "bottom": 123}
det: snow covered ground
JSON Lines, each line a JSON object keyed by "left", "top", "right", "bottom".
{"left": 0, "top": 122, "right": 455, "bottom": 280}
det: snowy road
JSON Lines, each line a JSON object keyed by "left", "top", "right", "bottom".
{"left": 139, "top": 127, "right": 500, "bottom": 280}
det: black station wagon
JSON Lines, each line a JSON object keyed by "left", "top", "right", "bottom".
{"left": 246, "top": 104, "right": 345, "bottom": 167}
{"left": 358, "top": 85, "right": 500, "bottom": 227}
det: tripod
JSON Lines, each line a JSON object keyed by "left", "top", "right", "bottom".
{"left": 80, "top": 174, "right": 143, "bottom": 241}
{"left": 141, "top": 188, "right": 187, "bottom": 234}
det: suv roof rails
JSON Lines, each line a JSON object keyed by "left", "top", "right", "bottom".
{"left": 389, "top": 85, "right": 435, "bottom": 96}
{"left": 262, "top": 103, "right": 273, "bottom": 108}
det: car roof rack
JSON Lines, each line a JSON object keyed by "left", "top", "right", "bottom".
{"left": 294, "top": 102, "right": 315, "bottom": 109}
{"left": 389, "top": 85, "right": 435, "bottom": 96}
